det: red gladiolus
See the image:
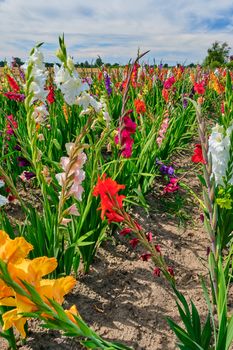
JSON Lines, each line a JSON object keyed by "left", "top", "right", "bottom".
{"left": 106, "top": 211, "right": 125, "bottom": 223}
{"left": 141, "top": 253, "right": 151, "bottom": 261}
{"left": 134, "top": 99, "right": 146, "bottom": 114}
{"left": 6, "top": 115, "right": 18, "bottom": 136}
{"left": 6, "top": 74, "right": 20, "bottom": 92}
{"left": 153, "top": 267, "right": 161, "bottom": 277}
{"left": 3, "top": 92, "right": 25, "bottom": 102}
{"left": 191, "top": 144, "right": 206, "bottom": 164}
{"left": 47, "top": 85, "right": 55, "bottom": 104}
{"left": 93, "top": 174, "right": 125, "bottom": 223}
{"left": 168, "top": 267, "right": 174, "bottom": 277}
{"left": 162, "top": 88, "right": 169, "bottom": 103}
{"left": 134, "top": 221, "right": 143, "bottom": 231}
{"left": 194, "top": 82, "right": 205, "bottom": 95}
{"left": 129, "top": 238, "right": 139, "bottom": 249}
{"left": 120, "top": 228, "right": 132, "bottom": 236}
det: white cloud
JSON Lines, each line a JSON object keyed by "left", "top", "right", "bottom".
{"left": 0, "top": 0, "right": 233, "bottom": 64}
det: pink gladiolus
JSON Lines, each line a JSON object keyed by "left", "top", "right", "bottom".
{"left": 146, "top": 232, "right": 153, "bottom": 242}
{"left": 157, "top": 112, "right": 169, "bottom": 147}
{"left": 163, "top": 178, "right": 179, "bottom": 193}
{"left": 115, "top": 114, "right": 137, "bottom": 158}
{"left": 163, "top": 76, "right": 175, "bottom": 89}
{"left": 67, "top": 204, "right": 80, "bottom": 216}
{"left": 129, "top": 238, "right": 139, "bottom": 249}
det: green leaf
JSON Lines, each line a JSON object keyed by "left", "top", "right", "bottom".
{"left": 197, "top": 174, "right": 207, "bottom": 187}
{"left": 167, "top": 318, "right": 204, "bottom": 350}
{"left": 201, "top": 314, "right": 212, "bottom": 349}
{"left": 81, "top": 340, "right": 98, "bottom": 348}
{"left": 226, "top": 314, "right": 233, "bottom": 349}
{"left": 191, "top": 301, "right": 201, "bottom": 343}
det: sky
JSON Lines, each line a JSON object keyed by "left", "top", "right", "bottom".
{"left": 0, "top": 0, "right": 233, "bottom": 65}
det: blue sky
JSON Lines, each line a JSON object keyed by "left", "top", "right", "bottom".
{"left": 0, "top": 0, "right": 233, "bottom": 65}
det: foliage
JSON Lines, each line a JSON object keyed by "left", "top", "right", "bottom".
{"left": 203, "top": 41, "right": 231, "bottom": 66}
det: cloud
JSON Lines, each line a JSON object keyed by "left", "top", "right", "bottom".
{"left": 0, "top": 0, "right": 233, "bottom": 64}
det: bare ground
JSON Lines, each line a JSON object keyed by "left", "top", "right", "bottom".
{"left": 1, "top": 153, "right": 210, "bottom": 350}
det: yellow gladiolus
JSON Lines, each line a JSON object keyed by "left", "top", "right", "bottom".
{"left": 2, "top": 309, "right": 27, "bottom": 338}
{"left": 65, "top": 304, "right": 81, "bottom": 324}
{"left": 0, "top": 232, "right": 77, "bottom": 340}
{"left": 0, "top": 231, "right": 33, "bottom": 264}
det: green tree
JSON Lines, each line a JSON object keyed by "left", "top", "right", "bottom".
{"left": 203, "top": 41, "right": 231, "bottom": 66}
{"left": 95, "top": 55, "right": 104, "bottom": 67}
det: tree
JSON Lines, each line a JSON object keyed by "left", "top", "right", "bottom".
{"left": 95, "top": 55, "right": 104, "bottom": 67}
{"left": 203, "top": 41, "right": 231, "bottom": 66}
{"left": 12, "top": 57, "right": 24, "bottom": 66}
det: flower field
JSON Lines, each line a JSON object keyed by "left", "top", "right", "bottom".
{"left": 0, "top": 36, "right": 233, "bottom": 349}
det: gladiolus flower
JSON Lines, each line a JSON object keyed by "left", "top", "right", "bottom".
{"left": 162, "top": 88, "right": 169, "bottom": 102}
{"left": 0, "top": 181, "right": 9, "bottom": 207}
{"left": 0, "top": 233, "right": 76, "bottom": 339}
{"left": 17, "top": 157, "right": 30, "bottom": 167}
{"left": 0, "top": 231, "right": 33, "bottom": 264}
{"left": 129, "top": 238, "right": 139, "bottom": 249}
{"left": 6, "top": 115, "right": 18, "bottom": 136}
{"left": 104, "top": 72, "right": 112, "bottom": 96}
{"left": 194, "top": 82, "right": 205, "bottom": 95}
{"left": 191, "top": 144, "right": 206, "bottom": 164}
{"left": 93, "top": 174, "right": 125, "bottom": 222}
{"left": 119, "top": 228, "right": 132, "bottom": 236}
{"left": 146, "top": 232, "right": 153, "bottom": 242}
{"left": 163, "top": 178, "right": 179, "bottom": 193}
{"left": 19, "top": 171, "right": 36, "bottom": 182}
{"left": 134, "top": 99, "right": 146, "bottom": 114}
{"left": 64, "top": 305, "right": 81, "bottom": 324}
{"left": 115, "top": 114, "right": 137, "bottom": 158}
{"left": 3, "top": 92, "right": 25, "bottom": 102}
{"left": 141, "top": 253, "right": 151, "bottom": 261}
{"left": 6, "top": 74, "right": 20, "bottom": 92}
{"left": 168, "top": 267, "right": 174, "bottom": 276}
{"left": 163, "top": 76, "right": 175, "bottom": 89}
{"left": 159, "top": 164, "right": 175, "bottom": 176}
{"left": 153, "top": 267, "right": 161, "bottom": 277}
{"left": 47, "top": 85, "right": 55, "bottom": 104}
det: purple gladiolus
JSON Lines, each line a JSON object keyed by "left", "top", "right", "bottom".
{"left": 24, "top": 171, "right": 36, "bottom": 180}
{"left": 183, "top": 98, "right": 188, "bottom": 109}
{"left": 14, "top": 144, "right": 21, "bottom": 151}
{"left": 17, "top": 156, "right": 30, "bottom": 167}
{"left": 104, "top": 72, "right": 112, "bottom": 96}
{"left": 159, "top": 165, "right": 175, "bottom": 176}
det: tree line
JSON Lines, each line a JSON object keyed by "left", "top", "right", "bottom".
{"left": 0, "top": 42, "right": 232, "bottom": 69}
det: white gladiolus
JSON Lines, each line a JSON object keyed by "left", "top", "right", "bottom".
{"left": 208, "top": 123, "right": 233, "bottom": 185}
{"left": 77, "top": 92, "right": 102, "bottom": 113}
{"left": 0, "top": 180, "right": 8, "bottom": 207}
{"left": 100, "top": 96, "right": 110, "bottom": 126}
{"left": 22, "top": 47, "right": 48, "bottom": 105}
{"left": 54, "top": 64, "right": 71, "bottom": 85}
{"left": 32, "top": 104, "right": 49, "bottom": 124}
{"left": 54, "top": 63, "right": 89, "bottom": 105}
